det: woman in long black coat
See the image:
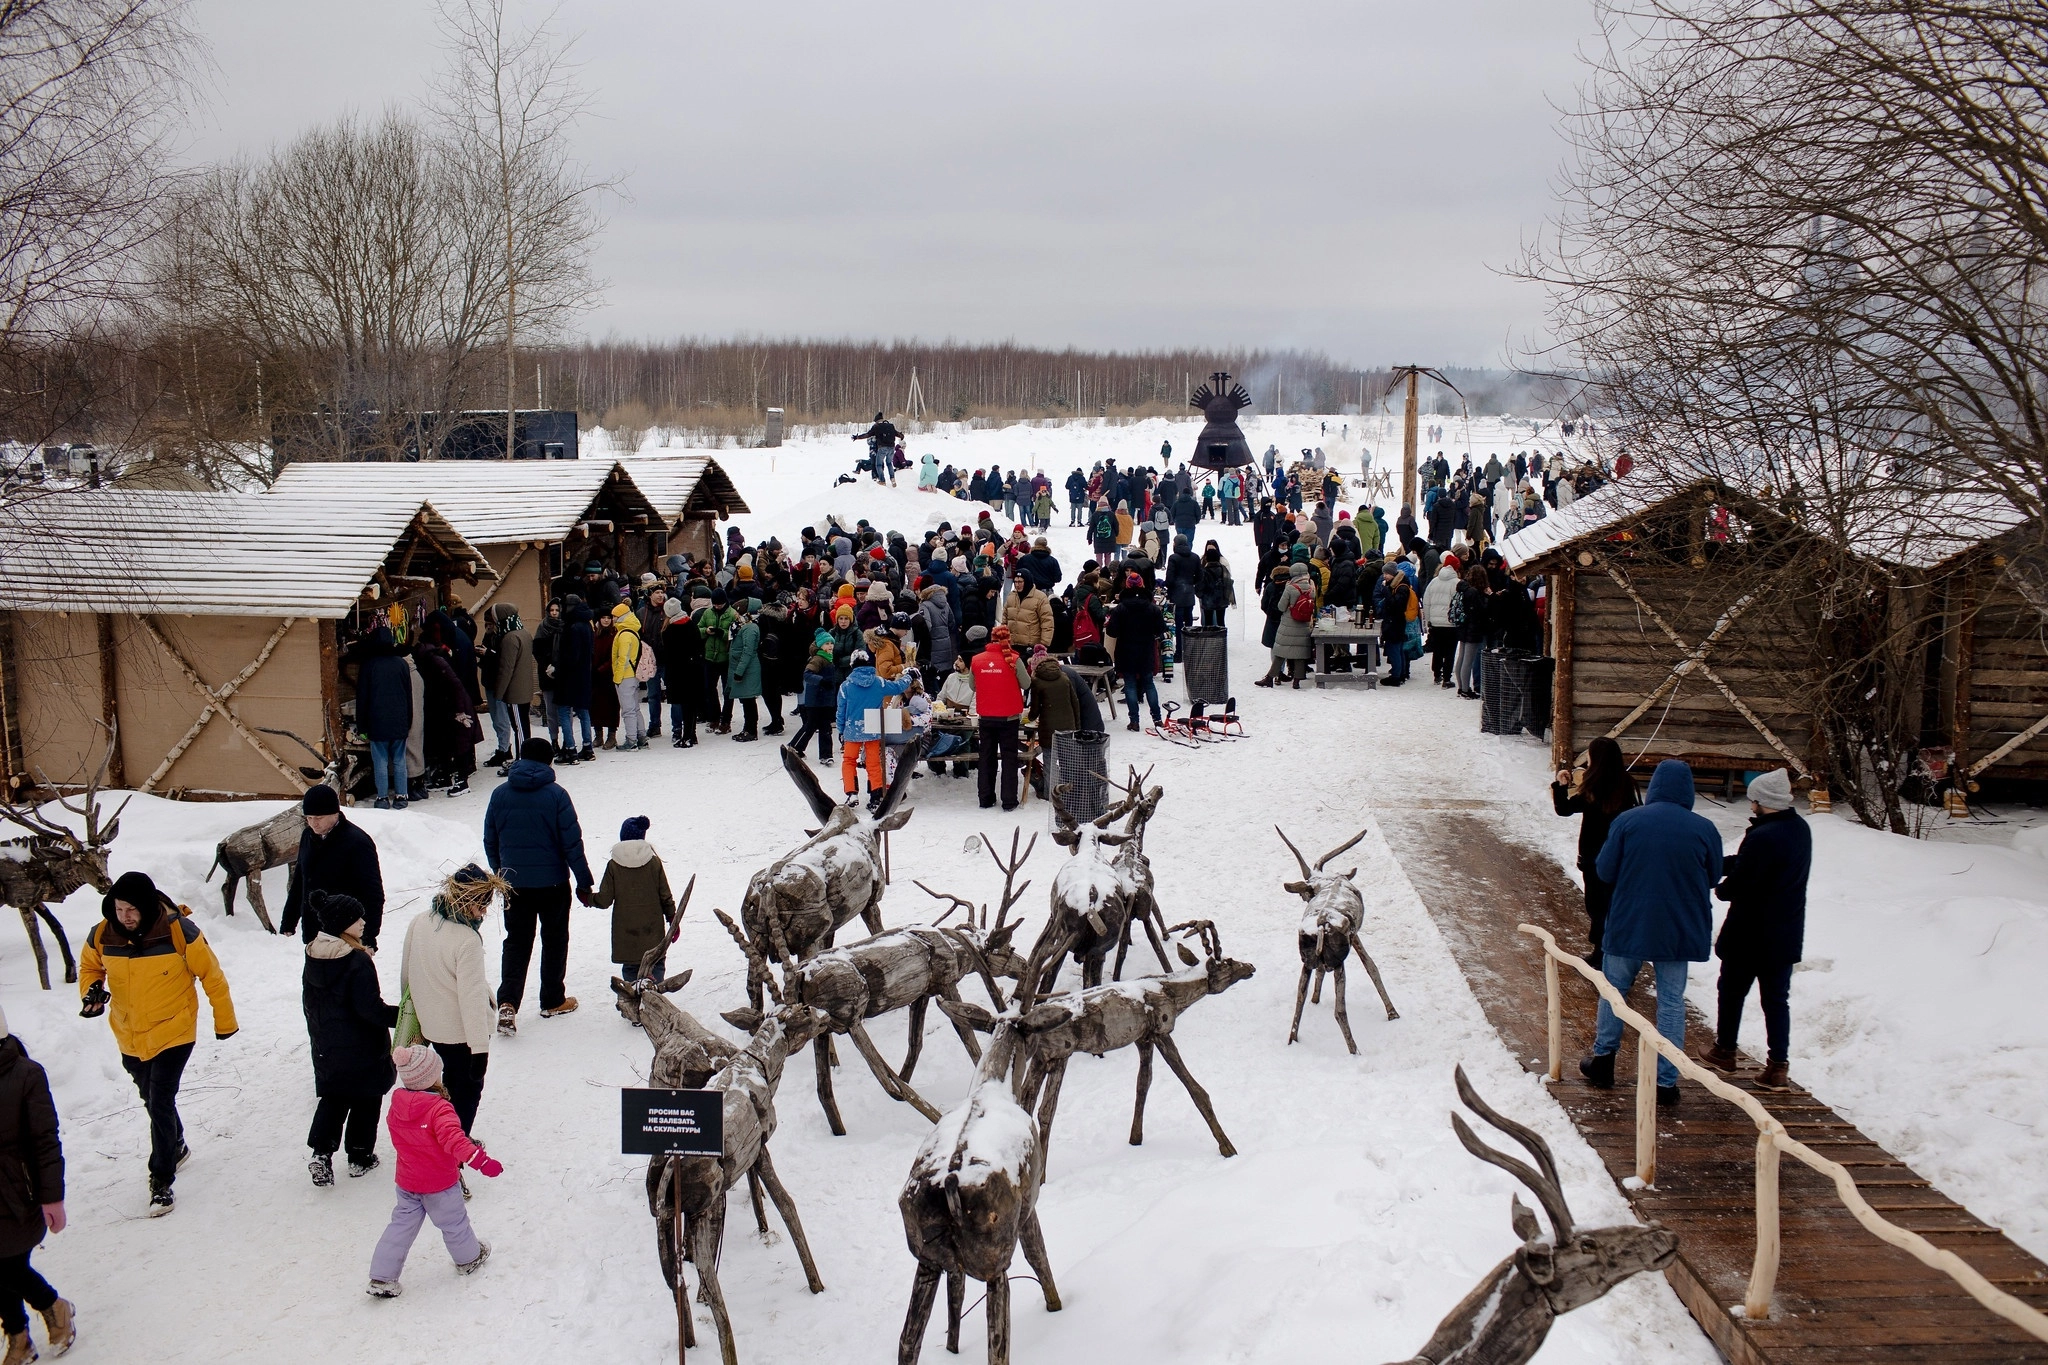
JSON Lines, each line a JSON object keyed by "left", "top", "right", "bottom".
{"left": 415, "top": 641, "right": 477, "bottom": 792}
{"left": 554, "top": 598, "right": 595, "bottom": 756}
{"left": 0, "top": 1019, "right": 68, "bottom": 1355}
{"left": 301, "top": 891, "right": 400, "bottom": 1184}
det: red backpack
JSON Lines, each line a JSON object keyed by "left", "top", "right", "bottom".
{"left": 1289, "top": 587, "right": 1315, "bottom": 623}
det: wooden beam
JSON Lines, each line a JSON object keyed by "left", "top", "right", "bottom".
{"left": 1952, "top": 563, "right": 1976, "bottom": 788}
{"left": 96, "top": 614, "right": 125, "bottom": 788}
{"left": 1551, "top": 566, "right": 1577, "bottom": 770}
{"left": 0, "top": 614, "right": 21, "bottom": 791}
{"left": 468, "top": 542, "right": 529, "bottom": 613}
{"left": 319, "top": 619, "right": 347, "bottom": 760}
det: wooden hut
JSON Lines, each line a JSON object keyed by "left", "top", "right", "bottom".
{"left": 611, "top": 454, "right": 750, "bottom": 563}
{"left": 0, "top": 490, "right": 492, "bottom": 799}
{"left": 266, "top": 459, "right": 666, "bottom": 624}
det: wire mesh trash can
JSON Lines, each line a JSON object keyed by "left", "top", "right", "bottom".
{"left": 1049, "top": 729, "right": 1113, "bottom": 821}
{"left": 1481, "top": 648, "right": 1509, "bottom": 733}
{"left": 1483, "top": 650, "right": 1549, "bottom": 736}
{"left": 1180, "top": 627, "right": 1229, "bottom": 705}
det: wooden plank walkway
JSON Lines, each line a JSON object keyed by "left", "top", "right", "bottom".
{"left": 1377, "top": 809, "right": 2048, "bottom": 1364}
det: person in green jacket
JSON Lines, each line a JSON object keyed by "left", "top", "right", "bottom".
{"left": 694, "top": 591, "right": 737, "bottom": 735}
{"left": 726, "top": 597, "right": 763, "bottom": 742}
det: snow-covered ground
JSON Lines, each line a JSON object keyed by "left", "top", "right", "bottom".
{"left": 17, "top": 415, "right": 2042, "bottom": 1363}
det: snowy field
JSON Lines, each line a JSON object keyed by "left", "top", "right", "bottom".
{"left": 17, "top": 414, "right": 2043, "bottom": 1363}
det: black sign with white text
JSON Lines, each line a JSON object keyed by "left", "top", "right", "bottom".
{"left": 621, "top": 1088, "right": 723, "bottom": 1157}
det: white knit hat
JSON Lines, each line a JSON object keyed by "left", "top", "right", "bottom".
{"left": 1747, "top": 768, "right": 1795, "bottom": 811}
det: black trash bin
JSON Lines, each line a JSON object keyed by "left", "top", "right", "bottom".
{"left": 1481, "top": 648, "right": 1509, "bottom": 734}
{"left": 1050, "top": 729, "right": 1113, "bottom": 821}
{"left": 1488, "top": 650, "right": 1547, "bottom": 736}
{"left": 1180, "top": 627, "right": 1229, "bottom": 706}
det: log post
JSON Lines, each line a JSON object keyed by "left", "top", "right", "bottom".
{"left": 95, "top": 613, "right": 125, "bottom": 788}
{"left": 1549, "top": 565, "right": 1576, "bottom": 770}
{"left": 1746, "top": 1125, "right": 1782, "bottom": 1321}
{"left": 1544, "top": 951, "right": 1562, "bottom": 1082}
{"left": 319, "top": 619, "right": 347, "bottom": 759}
{"left": 1401, "top": 371, "right": 1419, "bottom": 513}
{"left": 1949, "top": 562, "right": 1977, "bottom": 815}
{"left": 673, "top": 1154, "right": 689, "bottom": 1364}
{"left": 1635, "top": 1030, "right": 1658, "bottom": 1186}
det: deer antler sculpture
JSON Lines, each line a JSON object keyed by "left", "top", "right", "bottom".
{"left": 1276, "top": 825, "right": 1398, "bottom": 1054}
{"left": 1385, "top": 1067, "right": 1678, "bottom": 1365}
{"left": 1022, "top": 767, "right": 1171, "bottom": 1005}
{"left": 0, "top": 725, "right": 130, "bottom": 988}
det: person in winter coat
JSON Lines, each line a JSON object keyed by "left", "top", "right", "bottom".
{"left": 589, "top": 612, "right": 621, "bottom": 746}
{"left": 915, "top": 584, "right": 957, "bottom": 678}
{"left": 1378, "top": 566, "right": 1414, "bottom": 686}
{"left": 1452, "top": 565, "right": 1489, "bottom": 698}
{"left": 365, "top": 1044, "right": 499, "bottom": 1296}
{"left": 1262, "top": 564, "right": 1314, "bottom": 688}
{"left": 483, "top": 604, "right": 536, "bottom": 764}
{"left": 727, "top": 598, "right": 765, "bottom": 742}
{"left": 279, "top": 784, "right": 387, "bottom": 949}
{"left": 552, "top": 598, "right": 596, "bottom": 761}
{"left": 1580, "top": 760, "right": 1723, "bottom": 1104}
{"left": 1421, "top": 563, "right": 1461, "bottom": 687}
{"left": 1196, "top": 542, "right": 1234, "bottom": 626}
{"left": 1171, "top": 488, "right": 1201, "bottom": 545}
{"left": 591, "top": 815, "right": 678, "bottom": 982}
{"left": 1114, "top": 501, "right": 1135, "bottom": 554}
{"left": 1015, "top": 539, "right": 1062, "bottom": 593}
{"left": 1699, "top": 768, "right": 1810, "bottom": 1091}
{"left": 607, "top": 603, "right": 648, "bottom": 751}
{"left": 660, "top": 598, "right": 702, "bottom": 748}
{"left": 791, "top": 636, "right": 840, "bottom": 762}
{"left": 919, "top": 451, "right": 940, "bottom": 491}
{"left": 694, "top": 592, "right": 737, "bottom": 736}
{"left": 483, "top": 738, "right": 595, "bottom": 1029}
{"left": 1551, "top": 737, "right": 1639, "bottom": 966}
{"left": 301, "top": 890, "right": 400, "bottom": 1187}
{"left": 78, "top": 870, "right": 237, "bottom": 1216}
{"left": 1026, "top": 655, "right": 1081, "bottom": 796}
{"left": 415, "top": 640, "right": 478, "bottom": 794}
{"left": 354, "top": 625, "right": 414, "bottom": 807}
{"left": 1089, "top": 500, "right": 1120, "bottom": 567}
{"left": 1002, "top": 578, "right": 1055, "bottom": 651}
{"left": 400, "top": 865, "right": 503, "bottom": 1134}
{"left": 1163, "top": 536, "right": 1201, "bottom": 651}
{"left": 0, "top": 1008, "right": 71, "bottom": 1361}
{"left": 969, "top": 628, "right": 1030, "bottom": 810}
{"left": 837, "top": 648, "right": 911, "bottom": 811}
{"left": 1104, "top": 580, "right": 1166, "bottom": 729}
{"left": 533, "top": 600, "right": 563, "bottom": 749}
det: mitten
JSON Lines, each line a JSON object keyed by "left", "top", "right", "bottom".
{"left": 468, "top": 1150, "right": 503, "bottom": 1178}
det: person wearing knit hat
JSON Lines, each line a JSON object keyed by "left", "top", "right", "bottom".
{"left": 0, "top": 1002, "right": 71, "bottom": 1355}
{"left": 79, "top": 869, "right": 238, "bottom": 1215}
{"left": 279, "top": 779, "right": 388, "bottom": 950}
{"left": 791, "top": 630, "right": 842, "bottom": 762}
{"left": 303, "top": 888, "right": 400, "bottom": 1186}
{"left": 1699, "top": 768, "right": 1811, "bottom": 1091}
{"left": 400, "top": 864, "right": 506, "bottom": 1134}
{"left": 367, "top": 1044, "right": 499, "bottom": 1295}
{"left": 591, "top": 815, "right": 676, "bottom": 983}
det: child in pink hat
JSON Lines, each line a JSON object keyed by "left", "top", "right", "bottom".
{"left": 365, "top": 1045, "right": 502, "bottom": 1297}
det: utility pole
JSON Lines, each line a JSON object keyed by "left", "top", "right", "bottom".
{"left": 1402, "top": 371, "right": 1419, "bottom": 511}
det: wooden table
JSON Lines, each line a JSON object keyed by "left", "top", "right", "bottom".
{"left": 1311, "top": 623, "right": 1380, "bottom": 688}
{"left": 925, "top": 713, "right": 1037, "bottom": 802}
{"left": 1064, "top": 662, "right": 1120, "bottom": 718}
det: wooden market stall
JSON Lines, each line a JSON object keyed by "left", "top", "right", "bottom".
{"left": 0, "top": 490, "right": 492, "bottom": 799}
{"left": 266, "top": 459, "right": 666, "bottom": 624}
{"left": 1915, "top": 517, "right": 2048, "bottom": 804}
{"left": 612, "top": 454, "right": 750, "bottom": 563}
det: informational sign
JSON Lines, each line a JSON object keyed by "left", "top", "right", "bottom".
{"left": 621, "top": 1088, "right": 723, "bottom": 1158}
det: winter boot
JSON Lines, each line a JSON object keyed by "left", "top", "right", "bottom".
{"left": 446, "top": 778, "right": 468, "bottom": 796}
{"left": 1656, "top": 1084, "right": 1681, "bottom": 1108}
{"left": 672, "top": 735, "right": 687, "bottom": 748}
{"left": 483, "top": 749, "right": 511, "bottom": 767}
{"left": 309, "top": 1152, "right": 334, "bottom": 1188}
{"left": 555, "top": 749, "right": 578, "bottom": 766}
{"left": 1577, "top": 1052, "right": 1616, "bottom": 1089}
{"left": 1755, "top": 1059, "right": 1792, "bottom": 1091}
{"left": 365, "top": 1279, "right": 402, "bottom": 1299}
{"left": 540, "top": 997, "right": 579, "bottom": 1018}
{"left": 348, "top": 1153, "right": 380, "bottom": 1179}
{"left": 37, "top": 1300, "right": 73, "bottom": 1357}
{"left": 842, "top": 792, "right": 861, "bottom": 807}
{"left": 3, "top": 1329, "right": 32, "bottom": 1365}
{"left": 1698, "top": 1044, "right": 1742, "bottom": 1072}
{"left": 732, "top": 730, "right": 758, "bottom": 743}
{"left": 762, "top": 721, "right": 785, "bottom": 736}
{"left": 577, "top": 745, "right": 595, "bottom": 762}
{"left": 146, "top": 1180, "right": 174, "bottom": 1217}
{"left": 456, "top": 1241, "right": 492, "bottom": 1276}
{"left": 497, "top": 1003, "right": 517, "bottom": 1035}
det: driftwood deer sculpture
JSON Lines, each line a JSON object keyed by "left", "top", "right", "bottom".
{"left": 1386, "top": 1067, "right": 1678, "bottom": 1365}
{"left": 613, "top": 956, "right": 826, "bottom": 1365}
{"left": 1024, "top": 769, "right": 1172, "bottom": 1004}
{"left": 949, "top": 920, "right": 1254, "bottom": 1168}
{"left": 715, "top": 831, "right": 1036, "bottom": 1135}
{"left": 203, "top": 729, "right": 343, "bottom": 934}
{"left": 0, "top": 733, "right": 128, "bottom": 989}
{"left": 898, "top": 1014, "right": 1062, "bottom": 1365}
{"left": 1276, "top": 826, "right": 1399, "bottom": 1054}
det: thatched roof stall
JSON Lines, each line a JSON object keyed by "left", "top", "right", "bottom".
{"left": 266, "top": 459, "right": 666, "bottom": 623}
{"left": 0, "top": 491, "right": 492, "bottom": 800}
{"left": 611, "top": 454, "right": 750, "bottom": 563}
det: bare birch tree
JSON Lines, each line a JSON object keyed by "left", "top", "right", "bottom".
{"left": 433, "top": 0, "right": 608, "bottom": 459}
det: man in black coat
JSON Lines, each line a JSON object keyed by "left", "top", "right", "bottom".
{"left": 278, "top": 786, "right": 388, "bottom": 950}
{"left": 1015, "top": 540, "right": 1063, "bottom": 593}
{"left": 1699, "top": 768, "right": 1811, "bottom": 1091}
{"left": 0, "top": 1008, "right": 68, "bottom": 1353}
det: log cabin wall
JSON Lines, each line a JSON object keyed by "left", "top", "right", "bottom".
{"left": 1960, "top": 567, "right": 2048, "bottom": 781}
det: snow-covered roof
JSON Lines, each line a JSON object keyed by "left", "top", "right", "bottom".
{"left": 611, "top": 454, "right": 750, "bottom": 520}
{"left": 1499, "top": 476, "right": 1686, "bottom": 569}
{"left": 266, "top": 459, "right": 662, "bottom": 544}
{"left": 0, "top": 489, "right": 492, "bottom": 617}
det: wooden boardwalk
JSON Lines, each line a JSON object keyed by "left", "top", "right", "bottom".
{"left": 1378, "top": 808, "right": 2048, "bottom": 1364}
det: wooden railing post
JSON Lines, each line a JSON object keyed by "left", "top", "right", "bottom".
{"left": 1544, "top": 953, "right": 1563, "bottom": 1082}
{"left": 1747, "top": 1124, "right": 1781, "bottom": 1321}
{"left": 1635, "top": 1028, "right": 1659, "bottom": 1185}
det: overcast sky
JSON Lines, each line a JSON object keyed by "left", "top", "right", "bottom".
{"left": 183, "top": 0, "right": 1594, "bottom": 367}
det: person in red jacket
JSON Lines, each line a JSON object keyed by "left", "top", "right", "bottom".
{"left": 969, "top": 625, "right": 1030, "bottom": 811}
{"left": 366, "top": 1045, "right": 501, "bottom": 1297}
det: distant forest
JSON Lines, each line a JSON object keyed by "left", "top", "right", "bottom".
{"left": 537, "top": 340, "right": 1573, "bottom": 444}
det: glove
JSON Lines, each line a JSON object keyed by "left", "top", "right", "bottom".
{"left": 468, "top": 1150, "right": 503, "bottom": 1178}
{"left": 79, "top": 981, "right": 109, "bottom": 1018}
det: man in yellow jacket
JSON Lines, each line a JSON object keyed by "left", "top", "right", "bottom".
{"left": 609, "top": 602, "right": 648, "bottom": 750}
{"left": 78, "top": 870, "right": 237, "bottom": 1217}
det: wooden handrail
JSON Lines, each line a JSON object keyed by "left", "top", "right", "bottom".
{"left": 1517, "top": 922, "right": 2048, "bottom": 1342}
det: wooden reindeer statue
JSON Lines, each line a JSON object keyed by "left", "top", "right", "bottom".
{"left": 1386, "top": 1067, "right": 1679, "bottom": 1365}
{"left": 203, "top": 730, "right": 344, "bottom": 934}
{"left": 0, "top": 732, "right": 129, "bottom": 989}
{"left": 613, "top": 947, "right": 827, "bottom": 1365}
{"left": 1023, "top": 768, "right": 1172, "bottom": 1004}
{"left": 898, "top": 1013, "right": 1062, "bottom": 1365}
{"left": 950, "top": 921, "right": 1254, "bottom": 1168}
{"left": 1275, "top": 826, "right": 1399, "bottom": 1054}
{"left": 713, "top": 832, "right": 1033, "bottom": 1134}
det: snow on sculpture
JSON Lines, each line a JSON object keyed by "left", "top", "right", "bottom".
{"left": 1275, "top": 825, "right": 1400, "bottom": 1053}
{"left": 0, "top": 729, "right": 126, "bottom": 988}
{"left": 1023, "top": 767, "right": 1173, "bottom": 1003}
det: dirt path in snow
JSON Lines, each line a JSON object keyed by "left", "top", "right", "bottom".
{"left": 1377, "top": 806, "right": 2048, "bottom": 1363}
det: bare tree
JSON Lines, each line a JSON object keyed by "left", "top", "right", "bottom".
{"left": 433, "top": 0, "right": 609, "bottom": 460}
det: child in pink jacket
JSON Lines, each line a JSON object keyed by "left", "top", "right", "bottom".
{"left": 366, "top": 1045, "right": 502, "bottom": 1297}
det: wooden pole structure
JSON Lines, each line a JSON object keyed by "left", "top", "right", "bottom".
{"left": 1543, "top": 953, "right": 1562, "bottom": 1082}
{"left": 1949, "top": 563, "right": 1977, "bottom": 815}
{"left": 1550, "top": 566, "right": 1577, "bottom": 769}
{"left": 1402, "top": 370, "right": 1419, "bottom": 513}
{"left": 95, "top": 614, "right": 124, "bottom": 788}
{"left": 1747, "top": 1125, "right": 1782, "bottom": 1320}
{"left": 1635, "top": 1028, "right": 1659, "bottom": 1186}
